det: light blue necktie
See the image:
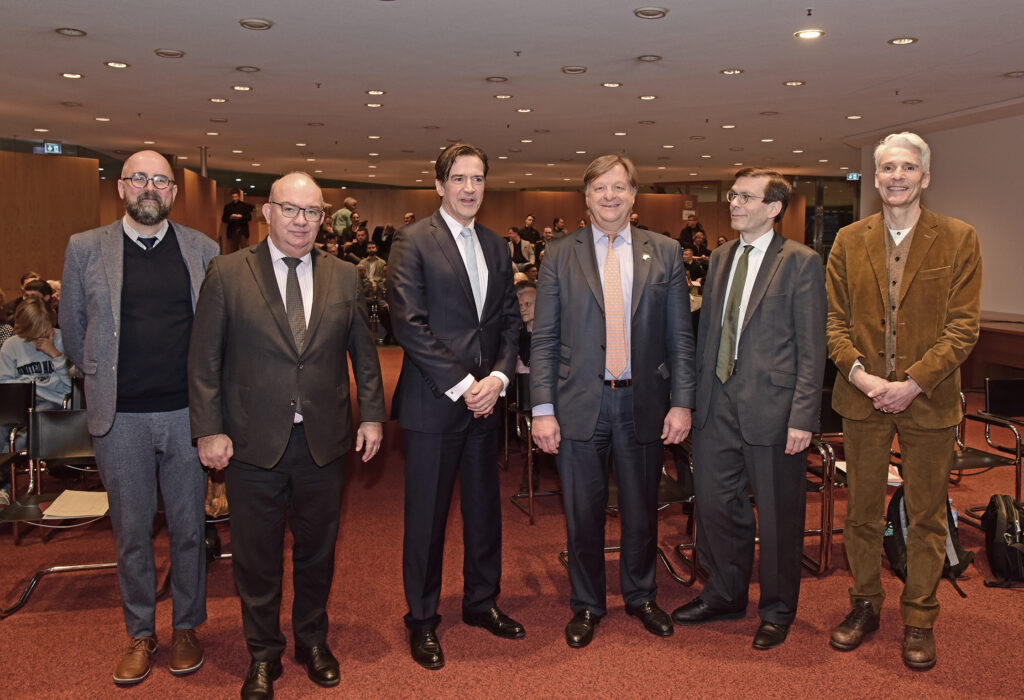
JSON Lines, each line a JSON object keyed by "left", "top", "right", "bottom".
{"left": 460, "top": 227, "right": 484, "bottom": 318}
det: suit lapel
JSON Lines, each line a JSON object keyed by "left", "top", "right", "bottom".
{"left": 740, "top": 233, "right": 784, "bottom": 332}
{"left": 705, "top": 240, "right": 737, "bottom": 340}
{"left": 304, "top": 248, "right": 333, "bottom": 352}
{"left": 100, "top": 222, "right": 125, "bottom": 329}
{"left": 478, "top": 228, "right": 502, "bottom": 318}
{"left": 246, "top": 240, "right": 300, "bottom": 354}
{"left": 429, "top": 213, "right": 478, "bottom": 314}
{"left": 171, "top": 223, "right": 207, "bottom": 309}
{"left": 898, "top": 208, "right": 940, "bottom": 306}
{"left": 629, "top": 226, "right": 653, "bottom": 318}
{"left": 863, "top": 213, "right": 889, "bottom": 306}
{"left": 572, "top": 226, "right": 605, "bottom": 312}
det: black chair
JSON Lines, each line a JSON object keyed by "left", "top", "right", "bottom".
{"left": 508, "top": 374, "right": 561, "bottom": 524}
{"left": 1, "top": 382, "right": 36, "bottom": 540}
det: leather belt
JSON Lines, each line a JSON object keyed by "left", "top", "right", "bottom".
{"left": 604, "top": 379, "right": 633, "bottom": 389}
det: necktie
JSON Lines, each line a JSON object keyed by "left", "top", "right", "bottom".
{"left": 138, "top": 236, "right": 157, "bottom": 250}
{"left": 460, "top": 227, "right": 484, "bottom": 318}
{"left": 603, "top": 233, "right": 627, "bottom": 379}
{"left": 716, "top": 244, "right": 753, "bottom": 383}
{"left": 282, "top": 257, "right": 306, "bottom": 349}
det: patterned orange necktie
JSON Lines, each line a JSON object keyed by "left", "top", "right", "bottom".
{"left": 604, "top": 233, "right": 627, "bottom": 378}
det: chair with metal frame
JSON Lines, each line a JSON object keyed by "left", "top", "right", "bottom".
{"left": 1, "top": 382, "right": 36, "bottom": 541}
{"left": 508, "top": 374, "right": 561, "bottom": 524}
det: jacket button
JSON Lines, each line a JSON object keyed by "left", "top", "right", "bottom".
{"left": 877, "top": 351, "right": 884, "bottom": 357}
{"left": 289, "top": 400, "right": 296, "bottom": 406}
{"left": 298, "top": 363, "right": 304, "bottom": 370}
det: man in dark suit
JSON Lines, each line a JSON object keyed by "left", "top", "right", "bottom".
{"left": 672, "top": 168, "right": 826, "bottom": 650}
{"left": 189, "top": 171, "right": 386, "bottom": 698}
{"left": 221, "top": 188, "right": 254, "bottom": 254}
{"left": 531, "top": 154, "right": 695, "bottom": 648}
{"left": 825, "top": 133, "right": 981, "bottom": 670}
{"left": 388, "top": 143, "right": 524, "bottom": 670}
{"left": 61, "top": 150, "right": 219, "bottom": 686}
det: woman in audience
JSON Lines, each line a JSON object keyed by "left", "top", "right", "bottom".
{"left": 0, "top": 297, "right": 72, "bottom": 410}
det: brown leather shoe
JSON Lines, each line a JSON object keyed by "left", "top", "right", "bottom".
{"left": 169, "top": 628, "right": 204, "bottom": 675}
{"left": 903, "top": 625, "right": 936, "bottom": 670}
{"left": 113, "top": 636, "right": 158, "bottom": 685}
{"left": 830, "top": 599, "right": 880, "bottom": 651}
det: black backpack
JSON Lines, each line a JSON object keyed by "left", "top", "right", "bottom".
{"left": 883, "top": 486, "right": 974, "bottom": 597}
{"left": 980, "top": 494, "right": 1024, "bottom": 589}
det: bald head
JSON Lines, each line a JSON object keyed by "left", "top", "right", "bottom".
{"left": 264, "top": 171, "right": 324, "bottom": 258}
{"left": 118, "top": 150, "right": 177, "bottom": 230}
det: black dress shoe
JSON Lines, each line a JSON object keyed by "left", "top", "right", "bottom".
{"left": 565, "top": 610, "right": 601, "bottom": 648}
{"left": 462, "top": 606, "right": 526, "bottom": 639}
{"left": 671, "top": 597, "right": 746, "bottom": 625}
{"left": 295, "top": 644, "right": 340, "bottom": 688}
{"left": 240, "top": 658, "right": 282, "bottom": 700}
{"left": 752, "top": 621, "right": 790, "bottom": 650}
{"left": 626, "top": 601, "right": 674, "bottom": 637}
{"left": 409, "top": 627, "right": 445, "bottom": 670}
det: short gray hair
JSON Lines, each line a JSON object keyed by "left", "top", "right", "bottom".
{"left": 873, "top": 132, "right": 931, "bottom": 174}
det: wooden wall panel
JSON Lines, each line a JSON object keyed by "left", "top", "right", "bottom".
{"left": 98, "top": 178, "right": 121, "bottom": 225}
{"left": 0, "top": 152, "right": 99, "bottom": 299}
{"left": 172, "top": 168, "right": 218, "bottom": 240}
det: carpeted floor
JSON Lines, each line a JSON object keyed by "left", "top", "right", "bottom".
{"left": 0, "top": 346, "right": 1020, "bottom": 698}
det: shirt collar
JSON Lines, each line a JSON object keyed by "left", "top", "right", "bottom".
{"left": 122, "top": 216, "right": 169, "bottom": 244}
{"left": 266, "top": 236, "right": 312, "bottom": 265}
{"left": 438, "top": 207, "right": 474, "bottom": 238}
{"left": 739, "top": 228, "right": 774, "bottom": 253}
{"left": 592, "top": 224, "right": 632, "bottom": 245}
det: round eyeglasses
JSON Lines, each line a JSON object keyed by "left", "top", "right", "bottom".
{"left": 726, "top": 191, "right": 765, "bottom": 205}
{"left": 121, "top": 173, "right": 175, "bottom": 190}
{"left": 268, "top": 201, "right": 325, "bottom": 222}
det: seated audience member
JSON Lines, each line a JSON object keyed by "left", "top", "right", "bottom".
{"left": 344, "top": 227, "right": 370, "bottom": 263}
{"left": 507, "top": 227, "right": 535, "bottom": 271}
{"left": 522, "top": 263, "right": 539, "bottom": 283}
{"left": 716, "top": 235, "right": 728, "bottom": 247}
{"left": 0, "top": 297, "right": 72, "bottom": 411}
{"left": 513, "top": 271, "right": 529, "bottom": 285}
{"left": 682, "top": 247, "right": 706, "bottom": 287}
{"left": 514, "top": 281, "right": 538, "bottom": 493}
{"left": 373, "top": 224, "right": 396, "bottom": 260}
{"left": 679, "top": 214, "right": 705, "bottom": 248}
{"left": 2, "top": 271, "right": 41, "bottom": 319}
{"left": 535, "top": 226, "right": 554, "bottom": 260}
{"left": 630, "top": 212, "right": 647, "bottom": 230}
{"left": 46, "top": 280, "right": 61, "bottom": 315}
{"left": 331, "top": 195, "right": 358, "bottom": 238}
{"left": 324, "top": 232, "right": 341, "bottom": 257}
{"left": 576, "top": 217, "right": 588, "bottom": 229}
{"left": 358, "top": 242, "right": 392, "bottom": 344}
{"left": 691, "top": 230, "right": 710, "bottom": 258}
{"left": 552, "top": 217, "right": 568, "bottom": 238}
{"left": 316, "top": 204, "right": 335, "bottom": 247}
{"left": 402, "top": 211, "right": 416, "bottom": 227}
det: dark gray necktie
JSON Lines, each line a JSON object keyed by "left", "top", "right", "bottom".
{"left": 282, "top": 257, "right": 306, "bottom": 349}
{"left": 716, "top": 244, "right": 753, "bottom": 383}
{"left": 138, "top": 236, "right": 157, "bottom": 250}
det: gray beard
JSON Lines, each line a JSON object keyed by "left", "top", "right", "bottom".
{"left": 124, "top": 194, "right": 171, "bottom": 226}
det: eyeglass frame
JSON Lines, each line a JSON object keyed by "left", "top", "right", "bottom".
{"left": 726, "top": 190, "right": 767, "bottom": 205}
{"left": 268, "top": 200, "right": 325, "bottom": 223}
{"left": 120, "top": 173, "right": 176, "bottom": 190}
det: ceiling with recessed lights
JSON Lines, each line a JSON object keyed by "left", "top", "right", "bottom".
{"left": 2, "top": 0, "right": 1023, "bottom": 188}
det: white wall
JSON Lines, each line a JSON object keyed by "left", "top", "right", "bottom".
{"left": 859, "top": 113, "right": 1024, "bottom": 316}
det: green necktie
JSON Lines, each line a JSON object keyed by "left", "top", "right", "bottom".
{"left": 715, "top": 245, "right": 753, "bottom": 383}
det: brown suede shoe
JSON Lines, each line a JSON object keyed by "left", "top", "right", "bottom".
{"left": 903, "top": 625, "right": 936, "bottom": 670}
{"left": 113, "top": 636, "right": 158, "bottom": 685}
{"left": 169, "top": 628, "right": 204, "bottom": 675}
{"left": 829, "top": 599, "right": 880, "bottom": 651}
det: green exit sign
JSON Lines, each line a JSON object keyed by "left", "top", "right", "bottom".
{"left": 43, "top": 142, "right": 62, "bottom": 154}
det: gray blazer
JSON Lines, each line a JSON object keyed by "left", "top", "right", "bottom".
{"left": 693, "top": 233, "right": 827, "bottom": 444}
{"left": 60, "top": 220, "right": 220, "bottom": 436}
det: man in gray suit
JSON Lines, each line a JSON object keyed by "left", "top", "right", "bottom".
{"left": 671, "top": 168, "right": 826, "bottom": 650}
{"left": 531, "top": 154, "right": 695, "bottom": 648}
{"left": 60, "top": 150, "right": 220, "bottom": 686}
{"left": 189, "top": 171, "right": 385, "bottom": 699}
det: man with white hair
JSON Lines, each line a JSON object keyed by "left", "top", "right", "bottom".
{"left": 825, "top": 132, "right": 982, "bottom": 670}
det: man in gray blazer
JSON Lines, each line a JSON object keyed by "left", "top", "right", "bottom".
{"left": 672, "top": 168, "right": 826, "bottom": 650}
{"left": 531, "top": 154, "right": 695, "bottom": 648}
{"left": 189, "top": 171, "right": 385, "bottom": 699}
{"left": 60, "top": 150, "right": 220, "bottom": 686}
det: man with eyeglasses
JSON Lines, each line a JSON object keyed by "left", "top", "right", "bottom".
{"left": 189, "top": 171, "right": 385, "bottom": 697}
{"left": 825, "top": 133, "right": 981, "bottom": 670}
{"left": 672, "top": 168, "right": 825, "bottom": 651}
{"left": 60, "top": 150, "right": 220, "bottom": 686}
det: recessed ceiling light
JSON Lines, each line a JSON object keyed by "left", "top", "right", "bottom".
{"left": 95, "top": 116, "right": 111, "bottom": 122}
{"left": 143, "top": 140, "right": 155, "bottom": 144}
{"left": 61, "top": 72, "right": 83, "bottom": 79}
{"left": 295, "top": 142, "right": 307, "bottom": 146}
{"left": 846, "top": 114, "right": 863, "bottom": 120}
{"left": 33, "top": 128, "right": 49, "bottom": 133}
{"left": 314, "top": 169, "right": 322, "bottom": 173}
{"left": 689, "top": 135, "right": 706, "bottom": 141}
{"left": 794, "top": 29, "right": 825, "bottom": 39}
{"left": 494, "top": 94, "right": 512, "bottom": 99}
{"left": 761, "top": 138, "right": 775, "bottom": 143}
{"left": 783, "top": 81, "right": 806, "bottom": 87}
{"left": 534, "top": 129, "right": 551, "bottom": 134}
{"left": 637, "top": 120, "right": 656, "bottom": 125}
{"left": 210, "top": 97, "right": 227, "bottom": 103}
{"left": 235, "top": 178, "right": 242, "bottom": 182}
{"left": 368, "top": 165, "right": 377, "bottom": 169}
{"left": 210, "top": 117, "right": 228, "bottom": 123}
{"left": 524, "top": 172, "right": 533, "bottom": 176}
{"left": 368, "top": 174, "right": 375, "bottom": 178}
{"left": 239, "top": 18, "right": 274, "bottom": 30}
{"left": 733, "top": 162, "right": 744, "bottom": 166}
{"left": 516, "top": 108, "right": 533, "bottom": 113}
{"left": 420, "top": 170, "right": 430, "bottom": 174}
{"left": 232, "top": 149, "right": 243, "bottom": 154}
{"left": 575, "top": 150, "right": 587, "bottom": 154}
{"left": 634, "top": 7, "right": 669, "bottom": 19}
{"left": 839, "top": 166, "right": 850, "bottom": 170}
{"left": 561, "top": 66, "right": 587, "bottom": 74}
{"left": 792, "top": 149, "right": 804, "bottom": 154}
{"left": 307, "top": 122, "right": 324, "bottom": 127}
{"left": 720, "top": 68, "right": 743, "bottom": 75}
{"left": 613, "top": 131, "right": 627, "bottom": 136}
{"left": 366, "top": 89, "right": 386, "bottom": 95}
{"left": 521, "top": 139, "right": 533, "bottom": 143}
{"left": 508, "top": 180, "right": 516, "bottom": 184}
{"left": 637, "top": 54, "right": 662, "bottom": 62}
{"left": 497, "top": 156, "right": 508, "bottom": 160}
{"left": 368, "top": 135, "right": 381, "bottom": 139}
{"left": 729, "top": 147, "right": 744, "bottom": 152}
{"left": 155, "top": 48, "right": 186, "bottom": 58}
{"left": 178, "top": 156, "right": 188, "bottom": 160}
{"left": 547, "top": 163, "right": 555, "bottom": 166}
{"left": 508, "top": 148, "right": 522, "bottom": 153}
{"left": 60, "top": 101, "right": 83, "bottom": 108}
{"left": 55, "top": 27, "right": 87, "bottom": 37}
{"left": 251, "top": 163, "right": 261, "bottom": 166}
{"left": 818, "top": 159, "right": 829, "bottom": 163}
{"left": 563, "top": 178, "right": 572, "bottom": 181}
{"left": 639, "top": 95, "right": 657, "bottom": 100}
{"left": 366, "top": 103, "right": 382, "bottom": 108}
{"left": 422, "top": 125, "right": 440, "bottom": 130}
{"left": 206, "top": 131, "right": 219, "bottom": 136}
{"left": 657, "top": 166, "right": 666, "bottom": 170}
{"left": 601, "top": 82, "right": 622, "bottom": 88}
{"left": 887, "top": 37, "right": 917, "bottom": 45}
{"left": 235, "top": 65, "right": 261, "bottom": 73}
{"left": 689, "top": 172, "right": 698, "bottom": 176}
{"left": 306, "top": 158, "right": 316, "bottom": 162}
{"left": 1003, "top": 71, "right": 1024, "bottom": 78}
{"left": 700, "top": 154, "right": 712, "bottom": 158}
{"left": 415, "top": 179, "right": 423, "bottom": 183}
{"left": 104, "top": 61, "right": 129, "bottom": 69}
{"left": 760, "top": 111, "right": 780, "bottom": 116}
{"left": 369, "top": 152, "right": 380, "bottom": 156}
{"left": 486, "top": 76, "right": 508, "bottom": 83}
{"left": 901, "top": 98, "right": 924, "bottom": 104}
{"left": 721, "top": 124, "right": 736, "bottom": 129}
{"left": 662, "top": 144, "right": 674, "bottom": 149}
{"left": 233, "top": 85, "right": 252, "bottom": 91}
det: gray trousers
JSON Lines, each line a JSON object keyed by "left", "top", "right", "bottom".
{"left": 93, "top": 408, "right": 207, "bottom": 638}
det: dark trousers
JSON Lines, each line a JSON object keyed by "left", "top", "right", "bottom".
{"left": 557, "top": 385, "right": 663, "bottom": 617}
{"left": 224, "top": 424, "right": 344, "bottom": 660}
{"left": 692, "top": 378, "right": 807, "bottom": 624}
{"left": 402, "top": 418, "right": 502, "bottom": 629}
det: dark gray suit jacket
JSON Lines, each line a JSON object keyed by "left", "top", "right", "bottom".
{"left": 188, "top": 239, "right": 386, "bottom": 467}
{"left": 693, "top": 233, "right": 827, "bottom": 444}
{"left": 60, "top": 220, "right": 220, "bottom": 436}
{"left": 530, "top": 225, "right": 695, "bottom": 444}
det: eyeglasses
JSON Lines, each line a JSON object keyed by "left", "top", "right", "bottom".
{"left": 121, "top": 173, "right": 175, "bottom": 190}
{"left": 268, "top": 201, "right": 324, "bottom": 222}
{"left": 726, "top": 190, "right": 765, "bottom": 205}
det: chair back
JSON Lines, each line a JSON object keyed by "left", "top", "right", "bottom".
{"left": 29, "top": 409, "right": 94, "bottom": 461}
{"left": 0, "top": 382, "right": 34, "bottom": 427}
{"left": 985, "top": 378, "right": 1024, "bottom": 420}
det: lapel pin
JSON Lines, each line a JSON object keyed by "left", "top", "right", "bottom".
{"left": 642, "top": 253, "right": 651, "bottom": 261}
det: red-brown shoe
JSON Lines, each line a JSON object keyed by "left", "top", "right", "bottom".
{"left": 113, "top": 636, "right": 158, "bottom": 685}
{"left": 169, "top": 628, "right": 204, "bottom": 675}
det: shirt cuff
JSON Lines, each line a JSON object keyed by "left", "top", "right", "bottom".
{"left": 532, "top": 403, "right": 554, "bottom": 417}
{"left": 849, "top": 359, "right": 865, "bottom": 382}
{"left": 490, "top": 371, "right": 510, "bottom": 396}
{"left": 445, "top": 374, "right": 475, "bottom": 402}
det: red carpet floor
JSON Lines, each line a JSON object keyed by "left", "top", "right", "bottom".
{"left": 1, "top": 346, "right": 1020, "bottom": 698}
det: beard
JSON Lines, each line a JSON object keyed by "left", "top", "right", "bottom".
{"left": 124, "top": 192, "right": 172, "bottom": 226}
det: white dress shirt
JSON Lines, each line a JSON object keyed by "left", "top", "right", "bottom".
{"left": 720, "top": 228, "right": 773, "bottom": 360}
{"left": 122, "top": 216, "right": 169, "bottom": 249}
